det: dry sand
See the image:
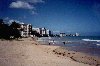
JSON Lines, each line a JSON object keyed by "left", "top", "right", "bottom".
{"left": 0, "top": 38, "right": 96, "bottom": 66}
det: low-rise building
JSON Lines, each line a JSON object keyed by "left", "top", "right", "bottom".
{"left": 60, "top": 33, "right": 65, "bottom": 37}
{"left": 75, "top": 33, "right": 79, "bottom": 36}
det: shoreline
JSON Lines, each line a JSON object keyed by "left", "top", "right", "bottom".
{"left": 36, "top": 37, "right": 100, "bottom": 66}
{"left": 0, "top": 37, "right": 98, "bottom": 66}
{"left": 52, "top": 46, "right": 100, "bottom": 66}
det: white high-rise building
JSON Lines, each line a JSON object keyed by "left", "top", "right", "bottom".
{"left": 41, "top": 28, "right": 46, "bottom": 35}
{"left": 20, "top": 23, "right": 32, "bottom": 37}
{"left": 32, "top": 27, "right": 51, "bottom": 36}
{"left": 32, "top": 27, "right": 41, "bottom": 34}
{"left": 46, "top": 29, "right": 51, "bottom": 36}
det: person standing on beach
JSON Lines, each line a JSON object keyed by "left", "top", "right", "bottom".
{"left": 63, "top": 42, "right": 65, "bottom": 45}
{"left": 49, "top": 40, "right": 51, "bottom": 45}
{"left": 49, "top": 42, "right": 51, "bottom": 45}
{"left": 53, "top": 40, "right": 55, "bottom": 44}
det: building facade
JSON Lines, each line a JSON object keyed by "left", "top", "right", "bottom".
{"left": 32, "top": 27, "right": 41, "bottom": 34}
{"left": 60, "top": 33, "right": 65, "bottom": 37}
{"left": 20, "top": 23, "right": 32, "bottom": 37}
{"left": 41, "top": 28, "right": 46, "bottom": 36}
{"left": 75, "top": 33, "right": 79, "bottom": 36}
{"left": 32, "top": 27, "right": 51, "bottom": 36}
{"left": 46, "top": 29, "right": 51, "bottom": 36}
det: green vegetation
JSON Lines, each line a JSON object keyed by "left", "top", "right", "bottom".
{"left": 0, "top": 19, "right": 21, "bottom": 40}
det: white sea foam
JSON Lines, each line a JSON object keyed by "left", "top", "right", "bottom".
{"left": 49, "top": 40, "right": 58, "bottom": 42}
{"left": 82, "top": 39, "right": 100, "bottom": 42}
{"left": 96, "top": 44, "right": 100, "bottom": 46}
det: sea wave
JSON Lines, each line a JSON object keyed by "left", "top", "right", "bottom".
{"left": 96, "top": 44, "right": 100, "bottom": 46}
{"left": 82, "top": 39, "right": 100, "bottom": 42}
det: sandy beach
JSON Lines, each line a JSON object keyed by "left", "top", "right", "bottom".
{"left": 53, "top": 47, "right": 100, "bottom": 66}
{"left": 0, "top": 38, "right": 98, "bottom": 66}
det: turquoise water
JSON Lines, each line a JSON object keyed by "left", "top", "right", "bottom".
{"left": 37, "top": 36, "right": 100, "bottom": 57}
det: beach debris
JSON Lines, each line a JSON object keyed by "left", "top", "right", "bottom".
{"left": 53, "top": 47, "right": 100, "bottom": 66}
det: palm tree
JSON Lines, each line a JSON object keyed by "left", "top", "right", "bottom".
{"left": 10, "top": 21, "right": 21, "bottom": 39}
{"left": 10, "top": 21, "right": 20, "bottom": 29}
{"left": 0, "top": 19, "right": 10, "bottom": 39}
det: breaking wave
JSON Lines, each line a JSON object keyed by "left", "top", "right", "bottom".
{"left": 82, "top": 39, "right": 100, "bottom": 42}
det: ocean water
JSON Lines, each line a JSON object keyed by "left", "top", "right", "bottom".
{"left": 37, "top": 36, "right": 100, "bottom": 57}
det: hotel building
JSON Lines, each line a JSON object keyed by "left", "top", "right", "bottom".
{"left": 20, "top": 23, "right": 32, "bottom": 37}
{"left": 32, "top": 27, "right": 51, "bottom": 36}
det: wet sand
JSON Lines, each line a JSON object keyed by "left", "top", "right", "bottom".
{"left": 0, "top": 38, "right": 96, "bottom": 66}
{"left": 53, "top": 47, "right": 100, "bottom": 66}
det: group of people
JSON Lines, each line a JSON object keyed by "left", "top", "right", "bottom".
{"left": 49, "top": 40, "right": 55, "bottom": 45}
{"left": 48, "top": 40, "right": 66, "bottom": 45}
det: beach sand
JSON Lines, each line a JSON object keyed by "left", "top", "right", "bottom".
{"left": 53, "top": 47, "right": 100, "bottom": 66}
{"left": 0, "top": 38, "right": 97, "bottom": 66}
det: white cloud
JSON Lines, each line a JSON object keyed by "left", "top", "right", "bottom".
{"left": 31, "top": 11, "right": 37, "bottom": 15}
{"left": 9, "top": 20, "right": 14, "bottom": 23}
{"left": 10, "top": 1, "right": 34, "bottom": 9}
{"left": 4, "top": 17, "right": 10, "bottom": 20}
{"left": 53, "top": 31, "right": 60, "bottom": 33}
{"left": 10, "top": 0, "right": 45, "bottom": 15}
{"left": 11, "top": 0, "right": 45, "bottom": 4}
{"left": 9, "top": 19, "right": 21, "bottom": 24}
{"left": 19, "top": 0, "right": 44, "bottom": 3}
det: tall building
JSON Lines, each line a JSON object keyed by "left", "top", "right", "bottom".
{"left": 46, "top": 29, "right": 51, "bottom": 36}
{"left": 41, "top": 28, "right": 46, "bottom": 35}
{"left": 32, "top": 27, "right": 51, "bottom": 36}
{"left": 20, "top": 23, "right": 32, "bottom": 37}
{"left": 32, "top": 27, "right": 41, "bottom": 34}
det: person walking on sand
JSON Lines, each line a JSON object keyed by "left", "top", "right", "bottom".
{"left": 63, "top": 41, "right": 65, "bottom": 45}
{"left": 49, "top": 40, "right": 51, "bottom": 45}
{"left": 49, "top": 42, "right": 51, "bottom": 45}
{"left": 53, "top": 40, "right": 55, "bottom": 44}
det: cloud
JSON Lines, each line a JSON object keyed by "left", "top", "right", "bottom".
{"left": 10, "top": 1, "right": 34, "bottom": 9}
{"left": 21, "top": 0, "right": 44, "bottom": 3}
{"left": 9, "top": 19, "right": 21, "bottom": 24}
{"left": 53, "top": 31, "right": 60, "bottom": 33}
{"left": 4, "top": 17, "right": 10, "bottom": 20}
{"left": 10, "top": 0, "right": 45, "bottom": 15}
{"left": 31, "top": 11, "right": 37, "bottom": 15}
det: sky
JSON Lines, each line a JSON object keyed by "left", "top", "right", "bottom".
{"left": 0, "top": 0, "right": 100, "bottom": 36}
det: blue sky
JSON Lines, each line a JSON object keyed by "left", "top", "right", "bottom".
{"left": 0, "top": 0, "right": 100, "bottom": 36}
